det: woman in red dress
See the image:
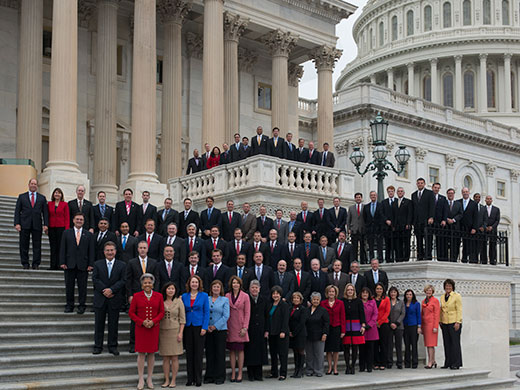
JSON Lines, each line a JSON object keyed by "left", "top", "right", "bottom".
{"left": 129, "top": 273, "right": 165, "bottom": 390}
{"left": 47, "top": 188, "right": 69, "bottom": 270}
{"left": 206, "top": 146, "right": 221, "bottom": 169}
{"left": 421, "top": 284, "right": 440, "bottom": 368}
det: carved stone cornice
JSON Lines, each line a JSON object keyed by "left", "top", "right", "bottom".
{"left": 288, "top": 63, "right": 304, "bottom": 87}
{"left": 262, "top": 29, "right": 299, "bottom": 57}
{"left": 311, "top": 46, "right": 342, "bottom": 71}
{"left": 511, "top": 169, "right": 520, "bottom": 182}
{"left": 391, "top": 278, "right": 510, "bottom": 297}
{"left": 223, "top": 12, "right": 249, "bottom": 43}
{"left": 157, "top": 0, "right": 191, "bottom": 25}
{"left": 334, "top": 140, "right": 349, "bottom": 156}
{"left": 349, "top": 136, "right": 364, "bottom": 148}
{"left": 186, "top": 32, "right": 203, "bottom": 59}
{"left": 485, "top": 163, "right": 497, "bottom": 177}
{"left": 238, "top": 47, "right": 257, "bottom": 73}
{"left": 78, "top": 0, "right": 96, "bottom": 29}
{"left": 445, "top": 154, "right": 457, "bottom": 168}
{"left": 279, "top": 0, "right": 354, "bottom": 23}
{"left": 414, "top": 147, "right": 428, "bottom": 161}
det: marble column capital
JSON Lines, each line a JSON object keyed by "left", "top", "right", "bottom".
{"left": 263, "top": 29, "right": 298, "bottom": 57}
{"left": 311, "top": 45, "right": 342, "bottom": 72}
{"left": 429, "top": 58, "right": 438, "bottom": 65}
{"left": 238, "top": 47, "right": 258, "bottom": 72}
{"left": 504, "top": 53, "right": 513, "bottom": 61}
{"left": 157, "top": 0, "right": 191, "bottom": 25}
{"left": 186, "top": 32, "right": 203, "bottom": 59}
{"left": 288, "top": 63, "right": 304, "bottom": 87}
{"left": 479, "top": 53, "right": 488, "bottom": 61}
{"left": 78, "top": 0, "right": 96, "bottom": 29}
{"left": 224, "top": 12, "right": 249, "bottom": 42}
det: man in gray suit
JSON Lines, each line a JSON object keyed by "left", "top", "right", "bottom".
{"left": 241, "top": 203, "right": 257, "bottom": 242}
{"left": 484, "top": 195, "right": 501, "bottom": 265}
{"left": 273, "top": 209, "right": 288, "bottom": 244}
{"left": 328, "top": 260, "right": 348, "bottom": 295}
{"left": 317, "top": 235, "right": 335, "bottom": 272}
{"left": 446, "top": 188, "right": 463, "bottom": 262}
{"left": 347, "top": 192, "right": 366, "bottom": 263}
{"left": 473, "top": 193, "right": 488, "bottom": 264}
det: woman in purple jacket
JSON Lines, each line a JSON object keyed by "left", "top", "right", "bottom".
{"left": 359, "top": 287, "right": 379, "bottom": 372}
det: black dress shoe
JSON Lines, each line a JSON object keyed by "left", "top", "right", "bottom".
{"left": 367, "top": 368, "right": 372, "bottom": 373}
{"left": 267, "top": 375, "right": 277, "bottom": 379}
{"left": 129, "top": 347, "right": 135, "bottom": 353}
{"left": 441, "top": 365, "right": 450, "bottom": 369}
{"left": 450, "top": 366, "right": 459, "bottom": 370}
{"left": 22, "top": 265, "right": 30, "bottom": 270}
{"left": 203, "top": 379, "right": 214, "bottom": 384}
{"left": 185, "top": 382, "right": 193, "bottom": 387}
{"left": 77, "top": 307, "right": 86, "bottom": 314}
{"left": 92, "top": 349, "right": 102, "bottom": 355}
{"left": 109, "top": 349, "right": 120, "bottom": 356}
{"left": 64, "top": 307, "right": 74, "bottom": 313}
{"left": 195, "top": 382, "right": 201, "bottom": 387}
{"left": 32, "top": 265, "right": 39, "bottom": 270}
{"left": 412, "top": 365, "right": 417, "bottom": 369}
{"left": 405, "top": 364, "right": 411, "bottom": 369}
{"left": 397, "top": 365, "right": 403, "bottom": 369}
{"left": 215, "top": 381, "right": 224, "bottom": 385}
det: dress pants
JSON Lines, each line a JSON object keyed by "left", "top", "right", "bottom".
{"left": 415, "top": 224, "right": 432, "bottom": 260}
{"left": 435, "top": 225, "right": 448, "bottom": 261}
{"left": 461, "top": 228, "right": 476, "bottom": 263}
{"left": 441, "top": 323, "right": 462, "bottom": 368}
{"left": 384, "top": 228, "right": 394, "bottom": 263}
{"left": 269, "top": 335, "right": 289, "bottom": 377}
{"left": 305, "top": 340, "right": 325, "bottom": 375}
{"left": 64, "top": 268, "right": 88, "bottom": 309}
{"left": 476, "top": 231, "right": 487, "bottom": 264}
{"left": 447, "top": 226, "right": 460, "bottom": 262}
{"left": 204, "top": 330, "right": 227, "bottom": 382}
{"left": 246, "top": 365, "right": 263, "bottom": 381}
{"left": 48, "top": 227, "right": 65, "bottom": 270}
{"left": 350, "top": 233, "right": 366, "bottom": 263}
{"left": 388, "top": 328, "right": 403, "bottom": 367}
{"left": 94, "top": 302, "right": 121, "bottom": 350}
{"left": 395, "top": 228, "right": 411, "bottom": 262}
{"left": 19, "top": 228, "right": 42, "bottom": 267}
{"left": 375, "top": 323, "right": 390, "bottom": 366}
{"left": 359, "top": 340, "right": 375, "bottom": 370}
{"left": 366, "top": 231, "right": 382, "bottom": 262}
{"left": 184, "top": 325, "right": 205, "bottom": 384}
{"left": 487, "top": 231, "right": 498, "bottom": 265}
{"left": 403, "top": 325, "right": 418, "bottom": 367}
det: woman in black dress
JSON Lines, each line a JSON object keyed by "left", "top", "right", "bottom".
{"left": 342, "top": 283, "right": 366, "bottom": 375}
{"left": 266, "top": 286, "right": 290, "bottom": 381}
{"left": 289, "top": 292, "right": 308, "bottom": 378}
{"left": 244, "top": 280, "right": 268, "bottom": 381}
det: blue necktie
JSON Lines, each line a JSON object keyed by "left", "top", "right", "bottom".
{"left": 208, "top": 208, "right": 212, "bottom": 219}
{"left": 101, "top": 205, "right": 105, "bottom": 217}
{"left": 122, "top": 235, "right": 127, "bottom": 250}
{"left": 238, "top": 268, "right": 243, "bottom": 279}
{"left": 322, "top": 247, "right": 326, "bottom": 259}
{"left": 371, "top": 203, "right": 375, "bottom": 217}
{"left": 107, "top": 262, "right": 112, "bottom": 278}
{"left": 374, "top": 271, "right": 378, "bottom": 284}
{"left": 322, "top": 152, "right": 326, "bottom": 165}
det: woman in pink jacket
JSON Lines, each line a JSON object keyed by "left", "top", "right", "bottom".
{"left": 226, "top": 276, "right": 251, "bottom": 382}
{"left": 359, "top": 287, "right": 379, "bottom": 372}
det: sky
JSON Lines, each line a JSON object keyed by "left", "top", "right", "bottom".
{"left": 299, "top": 0, "right": 369, "bottom": 99}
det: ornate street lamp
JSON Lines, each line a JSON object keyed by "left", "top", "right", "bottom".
{"left": 349, "top": 113, "right": 410, "bottom": 201}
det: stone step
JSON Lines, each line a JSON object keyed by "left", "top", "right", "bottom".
{"left": 0, "top": 267, "right": 63, "bottom": 277}
{"left": 0, "top": 275, "right": 67, "bottom": 286}
{"left": 0, "top": 292, "right": 92, "bottom": 303}
{"left": 0, "top": 302, "right": 76, "bottom": 312}
{"left": 0, "top": 330, "right": 130, "bottom": 344}
{"left": 0, "top": 283, "right": 94, "bottom": 295}
{"left": 0, "top": 320, "right": 130, "bottom": 334}
{"left": 0, "top": 311, "right": 131, "bottom": 322}
{"left": 0, "top": 340, "right": 130, "bottom": 356}
{"left": 398, "top": 377, "right": 516, "bottom": 389}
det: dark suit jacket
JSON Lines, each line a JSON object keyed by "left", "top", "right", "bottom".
{"left": 293, "top": 270, "right": 311, "bottom": 301}
{"left": 138, "top": 204, "right": 158, "bottom": 235}
{"left": 251, "top": 241, "right": 270, "bottom": 268}
{"left": 239, "top": 145, "right": 251, "bottom": 160}
{"left": 433, "top": 194, "right": 449, "bottom": 225}
{"left": 160, "top": 235, "right": 185, "bottom": 263}
{"left": 307, "top": 149, "right": 320, "bottom": 165}
{"left": 266, "top": 300, "right": 290, "bottom": 335}
{"left": 92, "top": 259, "right": 127, "bottom": 309}
{"left": 181, "top": 265, "right": 208, "bottom": 293}
{"left": 221, "top": 211, "right": 242, "bottom": 242}
{"left": 68, "top": 199, "right": 95, "bottom": 230}
{"left": 295, "top": 147, "right": 309, "bottom": 163}
{"left": 300, "top": 242, "right": 320, "bottom": 271}
{"left": 178, "top": 210, "right": 200, "bottom": 238}
{"left": 312, "top": 208, "right": 330, "bottom": 240}
{"left": 126, "top": 257, "right": 158, "bottom": 297}
{"left": 60, "top": 228, "right": 95, "bottom": 271}
{"left": 457, "top": 199, "right": 478, "bottom": 231}
{"left": 93, "top": 204, "right": 114, "bottom": 232}
{"left": 267, "top": 137, "right": 284, "bottom": 158}
{"left": 256, "top": 216, "right": 274, "bottom": 238}
{"left": 157, "top": 208, "right": 179, "bottom": 236}
{"left": 280, "top": 242, "right": 301, "bottom": 270}
{"left": 14, "top": 192, "right": 49, "bottom": 230}
{"left": 154, "top": 259, "right": 184, "bottom": 291}
{"left": 230, "top": 266, "right": 252, "bottom": 282}
{"left": 331, "top": 241, "right": 353, "bottom": 272}
{"left": 113, "top": 201, "right": 140, "bottom": 235}
{"left": 225, "top": 240, "right": 252, "bottom": 267}
{"left": 185, "top": 236, "right": 207, "bottom": 266}
{"left": 274, "top": 272, "right": 296, "bottom": 301}
{"left": 363, "top": 202, "right": 384, "bottom": 234}
{"left": 381, "top": 198, "right": 396, "bottom": 228}
{"left": 447, "top": 199, "right": 463, "bottom": 230}
{"left": 411, "top": 189, "right": 435, "bottom": 226}
{"left": 296, "top": 210, "right": 314, "bottom": 237}
{"left": 486, "top": 205, "right": 500, "bottom": 232}
{"left": 219, "top": 151, "right": 231, "bottom": 165}
{"left": 94, "top": 230, "right": 118, "bottom": 261}
{"left": 320, "top": 151, "right": 335, "bottom": 168}
{"left": 394, "top": 197, "right": 413, "bottom": 228}
{"left": 200, "top": 208, "right": 222, "bottom": 239}
{"left": 246, "top": 264, "right": 274, "bottom": 299}
{"left": 116, "top": 234, "right": 138, "bottom": 263}
{"left": 309, "top": 270, "right": 328, "bottom": 298}
{"left": 328, "top": 271, "right": 349, "bottom": 296}
{"left": 207, "top": 263, "right": 231, "bottom": 292}
{"left": 285, "top": 220, "right": 302, "bottom": 243}
{"left": 265, "top": 240, "right": 283, "bottom": 268}
{"left": 475, "top": 203, "right": 488, "bottom": 230}
{"left": 203, "top": 237, "right": 227, "bottom": 264}
{"left": 347, "top": 273, "right": 367, "bottom": 296}
{"left": 230, "top": 143, "right": 243, "bottom": 162}
{"left": 363, "top": 269, "right": 389, "bottom": 294}
{"left": 282, "top": 141, "right": 297, "bottom": 160}
{"left": 186, "top": 157, "right": 204, "bottom": 174}
{"left": 328, "top": 206, "right": 347, "bottom": 235}
{"left": 137, "top": 232, "right": 163, "bottom": 260}
{"left": 251, "top": 134, "right": 269, "bottom": 155}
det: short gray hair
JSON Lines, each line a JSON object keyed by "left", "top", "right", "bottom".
{"left": 187, "top": 223, "right": 197, "bottom": 230}
{"left": 249, "top": 279, "right": 261, "bottom": 288}
{"left": 310, "top": 291, "right": 322, "bottom": 301}
{"left": 140, "top": 273, "right": 155, "bottom": 284}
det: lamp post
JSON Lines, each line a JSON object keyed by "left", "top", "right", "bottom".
{"left": 349, "top": 113, "right": 410, "bottom": 202}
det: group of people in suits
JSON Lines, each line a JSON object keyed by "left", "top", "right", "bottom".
{"left": 186, "top": 127, "right": 335, "bottom": 174}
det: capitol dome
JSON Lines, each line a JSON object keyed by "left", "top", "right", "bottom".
{"left": 335, "top": 0, "right": 520, "bottom": 127}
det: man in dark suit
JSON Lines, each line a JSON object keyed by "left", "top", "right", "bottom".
{"left": 185, "top": 223, "right": 206, "bottom": 266}
{"left": 411, "top": 178, "right": 435, "bottom": 260}
{"left": 347, "top": 261, "right": 367, "bottom": 296}
{"left": 157, "top": 197, "right": 179, "bottom": 236}
{"left": 154, "top": 245, "right": 183, "bottom": 291}
{"left": 484, "top": 195, "right": 500, "bottom": 265}
{"left": 301, "top": 232, "right": 320, "bottom": 271}
{"left": 266, "top": 229, "right": 283, "bottom": 268}
{"left": 160, "top": 222, "right": 185, "bottom": 263}
{"left": 458, "top": 187, "right": 479, "bottom": 263}
{"left": 394, "top": 187, "right": 413, "bottom": 262}
{"left": 295, "top": 138, "right": 309, "bottom": 163}
{"left": 220, "top": 143, "right": 231, "bottom": 165}
{"left": 251, "top": 231, "right": 270, "bottom": 267}
{"left": 256, "top": 205, "right": 273, "bottom": 240}
{"left": 207, "top": 249, "right": 231, "bottom": 292}
{"left": 381, "top": 186, "right": 397, "bottom": 263}
{"left": 307, "top": 141, "right": 320, "bottom": 165}
{"left": 230, "top": 133, "right": 243, "bottom": 162}
{"left": 94, "top": 217, "right": 117, "bottom": 261}
{"left": 68, "top": 185, "right": 95, "bottom": 231}
{"left": 225, "top": 228, "right": 252, "bottom": 267}
{"left": 292, "top": 258, "right": 311, "bottom": 302}
{"left": 137, "top": 219, "right": 162, "bottom": 260}
{"left": 331, "top": 231, "right": 353, "bottom": 272}
{"left": 473, "top": 193, "right": 488, "bottom": 264}
{"left": 328, "top": 260, "right": 348, "bottom": 296}
{"left": 116, "top": 222, "right": 138, "bottom": 264}
{"left": 267, "top": 127, "right": 284, "bottom": 158}
{"left": 285, "top": 211, "right": 302, "bottom": 243}
{"left": 312, "top": 198, "right": 330, "bottom": 243}
{"left": 280, "top": 231, "right": 301, "bottom": 271}
{"left": 201, "top": 143, "right": 211, "bottom": 169}
{"left": 272, "top": 210, "right": 287, "bottom": 244}
{"left": 178, "top": 198, "right": 200, "bottom": 239}
{"left": 347, "top": 193, "right": 366, "bottom": 264}
{"left": 203, "top": 226, "right": 227, "bottom": 264}
{"left": 14, "top": 178, "right": 49, "bottom": 269}
{"left": 247, "top": 252, "right": 274, "bottom": 299}
{"left": 93, "top": 191, "right": 114, "bottom": 232}
{"left": 282, "top": 132, "right": 296, "bottom": 160}
{"left": 221, "top": 200, "right": 242, "bottom": 242}
{"left": 320, "top": 143, "right": 335, "bottom": 168}
{"left": 309, "top": 259, "right": 328, "bottom": 299}
{"left": 113, "top": 188, "right": 140, "bottom": 236}
{"left": 200, "top": 196, "right": 222, "bottom": 240}
{"left": 328, "top": 197, "right": 347, "bottom": 242}
{"left": 363, "top": 259, "right": 389, "bottom": 294}
{"left": 137, "top": 191, "right": 157, "bottom": 235}
{"left": 446, "top": 188, "right": 463, "bottom": 262}
{"left": 60, "top": 212, "right": 95, "bottom": 314}
{"left": 230, "top": 253, "right": 251, "bottom": 282}
{"left": 92, "top": 241, "right": 126, "bottom": 355}
{"left": 239, "top": 137, "right": 251, "bottom": 160}
{"left": 363, "top": 191, "right": 384, "bottom": 262}
{"left": 432, "top": 183, "right": 449, "bottom": 261}
{"left": 296, "top": 201, "right": 314, "bottom": 239}
{"left": 186, "top": 149, "right": 204, "bottom": 174}
{"left": 251, "top": 126, "right": 269, "bottom": 155}
{"left": 181, "top": 251, "right": 208, "bottom": 293}
{"left": 274, "top": 260, "right": 296, "bottom": 301}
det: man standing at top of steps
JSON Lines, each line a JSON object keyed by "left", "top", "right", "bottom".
{"left": 14, "top": 178, "right": 49, "bottom": 270}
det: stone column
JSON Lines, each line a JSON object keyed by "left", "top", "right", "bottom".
{"left": 288, "top": 63, "right": 304, "bottom": 140}
{"left": 264, "top": 29, "right": 298, "bottom": 135}
{"left": 454, "top": 55, "right": 463, "bottom": 110}
{"left": 158, "top": 0, "right": 191, "bottom": 183}
{"left": 312, "top": 46, "right": 342, "bottom": 151}
{"left": 479, "top": 53, "right": 488, "bottom": 113}
{"left": 202, "top": 0, "right": 225, "bottom": 148}
{"left": 40, "top": 0, "right": 88, "bottom": 199}
{"left": 386, "top": 68, "right": 394, "bottom": 90}
{"left": 430, "top": 58, "right": 438, "bottom": 104}
{"left": 125, "top": 0, "right": 168, "bottom": 203}
{"left": 504, "top": 53, "right": 512, "bottom": 113}
{"left": 223, "top": 12, "right": 248, "bottom": 144}
{"left": 370, "top": 74, "right": 376, "bottom": 84}
{"left": 407, "top": 62, "right": 415, "bottom": 96}
{"left": 17, "top": 0, "right": 43, "bottom": 172}
{"left": 91, "top": 0, "right": 119, "bottom": 203}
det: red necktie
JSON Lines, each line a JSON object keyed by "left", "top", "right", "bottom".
{"left": 306, "top": 244, "right": 310, "bottom": 257}
{"left": 167, "top": 262, "right": 172, "bottom": 277}
{"left": 277, "top": 220, "right": 280, "bottom": 229}
{"left": 357, "top": 204, "right": 360, "bottom": 216}
{"left": 236, "top": 241, "right": 240, "bottom": 255}
{"left": 320, "top": 209, "right": 323, "bottom": 219}
{"left": 255, "top": 242, "right": 259, "bottom": 252}
{"left": 338, "top": 243, "right": 342, "bottom": 257}
{"left": 213, "top": 239, "right": 217, "bottom": 249}
{"left": 30, "top": 193, "right": 35, "bottom": 207}
{"left": 126, "top": 201, "right": 131, "bottom": 215}
{"left": 191, "top": 266, "right": 195, "bottom": 276}
{"left": 270, "top": 241, "right": 274, "bottom": 253}
{"left": 296, "top": 271, "right": 301, "bottom": 287}
{"left": 309, "top": 150, "right": 312, "bottom": 158}
{"left": 228, "top": 212, "right": 232, "bottom": 223}
{"left": 303, "top": 211, "right": 306, "bottom": 223}
{"left": 189, "top": 238, "right": 194, "bottom": 252}
{"left": 147, "top": 235, "right": 151, "bottom": 247}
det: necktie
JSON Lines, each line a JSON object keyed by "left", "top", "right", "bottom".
{"left": 335, "top": 207, "right": 339, "bottom": 218}
{"left": 98, "top": 232, "right": 103, "bottom": 242}
{"left": 143, "top": 203, "right": 147, "bottom": 214}
{"left": 357, "top": 204, "right": 360, "bottom": 216}
{"left": 320, "top": 209, "right": 323, "bottom": 219}
{"left": 289, "top": 143, "right": 292, "bottom": 151}
{"left": 322, "top": 152, "right": 326, "bottom": 165}
{"left": 306, "top": 244, "right": 310, "bottom": 257}
{"left": 163, "top": 209, "right": 168, "bottom": 220}
{"left": 258, "top": 135, "right": 261, "bottom": 144}
{"left": 167, "top": 262, "right": 172, "bottom": 277}
{"left": 309, "top": 150, "right": 312, "bottom": 158}
{"left": 371, "top": 203, "right": 375, "bottom": 217}
{"left": 270, "top": 241, "right": 275, "bottom": 253}
{"left": 126, "top": 202, "right": 130, "bottom": 215}
{"left": 296, "top": 271, "right": 301, "bottom": 286}
{"left": 450, "top": 200, "right": 453, "bottom": 210}
{"left": 243, "top": 214, "right": 247, "bottom": 223}
{"left": 168, "top": 237, "right": 172, "bottom": 245}
{"left": 101, "top": 204, "right": 105, "bottom": 217}
{"left": 352, "top": 274, "right": 357, "bottom": 285}
{"left": 256, "top": 266, "right": 261, "bottom": 280}
{"left": 191, "top": 266, "right": 195, "bottom": 276}
{"left": 314, "top": 271, "right": 318, "bottom": 278}
{"left": 255, "top": 242, "right": 259, "bottom": 252}
{"left": 76, "top": 229, "right": 81, "bottom": 245}
{"left": 213, "top": 239, "right": 217, "bottom": 249}
{"left": 141, "top": 259, "right": 146, "bottom": 274}
{"left": 488, "top": 207, "right": 491, "bottom": 217}
{"left": 279, "top": 273, "right": 284, "bottom": 284}
{"left": 303, "top": 211, "right": 307, "bottom": 222}
{"left": 79, "top": 200, "right": 82, "bottom": 210}
{"left": 208, "top": 208, "right": 212, "bottom": 219}
{"left": 184, "top": 210, "right": 188, "bottom": 219}
{"left": 262, "top": 216, "right": 265, "bottom": 224}
{"left": 335, "top": 273, "right": 339, "bottom": 282}
{"left": 418, "top": 191, "right": 422, "bottom": 201}
{"left": 214, "top": 264, "right": 218, "bottom": 277}
{"left": 322, "top": 247, "right": 326, "bottom": 259}
{"left": 228, "top": 212, "right": 232, "bottom": 223}
{"left": 463, "top": 200, "right": 467, "bottom": 210}
{"left": 235, "top": 240, "right": 241, "bottom": 254}
{"left": 338, "top": 243, "right": 342, "bottom": 257}
{"left": 189, "top": 238, "right": 194, "bottom": 252}
{"left": 374, "top": 271, "right": 379, "bottom": 284}
{"left": 238, "top": 267, "right": 243, "bottom": 279}
{"left": 277, "top": 220, "right": 281, "bottom": 229}
{"left": 122, "top": 235, "right": 127, "bottom": 250}
{"left": 147, "top": 234, "right": 151, "bottom": 247}
{"left": 274, "top": 138, "right": 278, "bottom": 147}
{"left": 107, "top": 261, "right": 112, "bottom": 278}
{"left": 30, "top": 193, "right": 35, "bottom": 207}
{"left": 398, "top": 198, "right": 402, "bottom": 208}
{"left": 290, "top": 244, "right": 294, "bottom": 257}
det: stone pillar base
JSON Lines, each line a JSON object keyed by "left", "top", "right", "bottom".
{"left": 90, "top": 184, "right": 119, "bottom": 205}
{"left": 123, "top": 179, "right": 168, "bottom": 206}
{"left": 39, "top": 167, "right": 89, "bottom": 201}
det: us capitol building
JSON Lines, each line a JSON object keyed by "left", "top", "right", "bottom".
{"left": 1, "top": 0, "right": 520, "bottom": 374}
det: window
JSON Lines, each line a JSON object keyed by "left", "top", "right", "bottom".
{"left": 423, "top": 75, "right": 432, "bottom": 101}
{"left": 407, "top": 10, "right": 414, "bottom": 36}
{"left": 464, "top": 71, "right": 475, "bottom": 109}
{"left": 463, "top": 175, "right": 473, "bottom": 191}
{"left": 117, "top": 45, "right": 123, "bottom": 77}
{"left": 391, "top": 16, "right": 398, "bottom": 41}
{"left": 424, "top": 6, "right": 433, "bottom": 31}
{"left": 497, "top": 180, "right": 506, "bottom": 197}
{"left": 429, "top": 167, "right": 440, "bottom": 184}
{"left": 398, "top": 163, "right": 409, "bottom": 179}
{"left": 443, "top": 2, "right": 452, "bottom": 28}
{"left": 369, "top": 28, "right": 373, "bottom": 50}
{"left": 156, "top": 57, "right": 163, "bottom": 84}
{"left": 43, "top": 29, "right": 52, "bottom": 58}
{"left": 483, "top": 0, "right": 492, "bottom": 24}
{"left": 404, "top": 80, "right": 409, "bottom": 95}
{"left": 463, "top": 0, "right": 472, "bottom": 25}
{"left": 443, "top": 73, "right": 454, "bottom": 107}
{"left": 379, "top": 22, "right": 384, "bottom": 47}
{"left": 512, "top": 72, "right": 516, "bottom": 109}
{"left": 503, "top": 0, "right": 510, "bottom": 24}
{"left": 257, "top": 82, "right": 272, "bottom": 111}
{"left": 487, "top": 70, "right": 496, "bottom": 108}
